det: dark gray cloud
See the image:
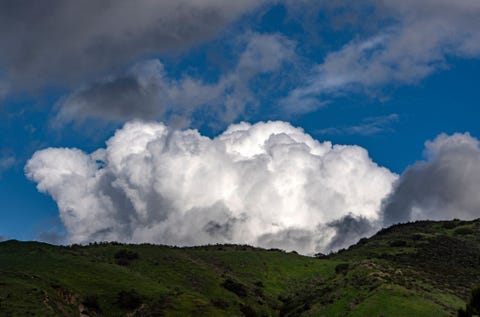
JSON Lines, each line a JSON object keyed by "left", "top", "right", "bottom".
{"left": 256, "top": 214, "right": 378, "bottom": 253}
{"left": 0, "top": 235, "right": 6, "bottom": 242}
{"left": 54, "top": 33, "right": 296, "bottom": 127}
{"left": 325, "top": 214, "right": 377, "bottom": 251}
{"left": 56, "top": 76, "right": 160, "bottom": 122}
{"left": 0, "top": 0, "right": 266, "bottom": 90}
{"left": 204, "top": 215, "right": 239, "bottom": 240}
{"left": 382, "top": 132, "right": 480, "bottom": 226}
{"left": 257, "top": 228, "right": 317, "bottom": 253}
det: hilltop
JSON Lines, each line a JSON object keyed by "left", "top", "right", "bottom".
{"left": 1, "top": 219, "right": 480, "bottom": 316}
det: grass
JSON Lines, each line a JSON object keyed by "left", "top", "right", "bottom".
{"left": 1, "top": 219, "right": 480, "bottom": 316}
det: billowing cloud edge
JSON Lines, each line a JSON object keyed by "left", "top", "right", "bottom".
{"left": 26, "top": 120, "right": 397, "bottom": 254}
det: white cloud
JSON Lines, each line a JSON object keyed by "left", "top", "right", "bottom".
{"left": 282, "top": 0, "right": 480, "bottom": 112}
{"left": 26, "top": 120, "right": 397, "bottom": 254}
{"left": 0, "top": 155, "right": 15, "bottom": 176}
{"left": 316, "top": 114, "right": 399, "bottom": 136}
{"left": 382, "top": 132, "right": 480, "bottom": 226}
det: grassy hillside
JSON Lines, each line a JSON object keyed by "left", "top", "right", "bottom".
{"left": 1, "top": 219, "right": 479, "bottom": 316}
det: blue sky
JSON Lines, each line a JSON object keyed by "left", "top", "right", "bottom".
{"left": 1, "top": 1, "right": 480, "bottom": 252}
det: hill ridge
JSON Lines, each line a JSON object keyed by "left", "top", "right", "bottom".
{"left": 2, "top": 219, "right": 479, "bottom": 316}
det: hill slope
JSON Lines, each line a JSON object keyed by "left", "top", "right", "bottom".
{"left": 1, "top": 219, "right": 479, "bottom": 316}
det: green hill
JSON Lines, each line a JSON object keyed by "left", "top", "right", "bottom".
{"left": 2, "top": 219, "right": 480, "bottom": 316}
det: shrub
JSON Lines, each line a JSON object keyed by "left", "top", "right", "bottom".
{"left": 389, "top": 240, "right": 408, "bottom": 247}
{"left": 116, "top": 289, "right": 142, "bottom": 310}
{"left": 454, "top": 227, "right": 474, "bottom": 235}
{"left": 268, "top": 248, "right": 285, "bottom": 253}
{"left": 278, "top": 295, "right": 291, "bottom": 302}
{"left": 458, "top": 308, "right": 469, "bottom": 317}
{"left": 240, "top": 304, "right": 258, "bottom": 317}
{"left": 114, "top": 249, "right": 139, "bottom": 266}
{"left": 82, "top": 295, "right": 101, "bottom": 312}
{"left": 254, "top": 281, "right": 264, "bottom": 288}
{"left": 115, "top": 257, "right": 131, "bottom": 266}
{"left": 357, "top": 237, "right": 368, "bottom": 245}
{"left": 411, "top": 233, "right": 424, "bottom": 241}
{"left": 314, "top": 252, "right": 328, "bottom": 259}
{"left": 443, "top": 222, "right": 457, "bottom": 229}
{"left": 335, "top": 263, "right": 350, "bottom": 275}
{"left": 222, "top": 278, "right": 248, "bottom": 297}
{"left": 254, "top": 287, "right": 264, "bottom": 298}
{"left": 211, "top": 298, "right": 229, "bottom": 309}
{"left": 145, "top": 295, "right": 169, "bottom": 315}
{"left": 458, "top": 286, "right": 480, "bottom": 316}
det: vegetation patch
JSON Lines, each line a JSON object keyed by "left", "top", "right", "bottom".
{"left": 454, "top": 227, "right": 474, "bottom": 235}
{"left": 1, "top": 219, "right": 480, "bottom": 316}
{"left": 335, "top": 263, "right": 350, "bottom": 275}
{"left": 82, "top": 294, "right": 101, "bottom": 313}
{"left": 116, "top": 289, "right": 142, "bottom": 310}
{"left": 114, "top": 249, "right": 139, "bottom": 266}
{"left": 221, "top": 278, "right": 248, "bottom": 297}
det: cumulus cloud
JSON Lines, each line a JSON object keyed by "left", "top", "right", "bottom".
{"left": 54, "top": 33, "right": 295, "bottom": 127}
{"left": 382, "top": 132, "right": 480, "bottom": 226}
{"left": 0, "top": 0, "right": 268, "bottom": 90}
{"left": 282, "top": 0, "right": 480, "bottom": 112}
{"left": 26, "top": 121, "right": 396, "bottom": 254}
